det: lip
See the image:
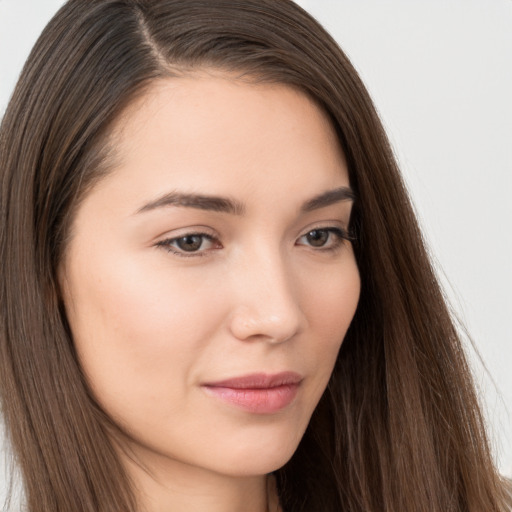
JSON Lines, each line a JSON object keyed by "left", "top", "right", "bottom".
{"left": 202, "top": 372, "right": 302, "bottom": 414}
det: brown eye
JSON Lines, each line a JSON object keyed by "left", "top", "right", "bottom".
{"left": 176, "top": 234, "right": 204, "bottom": 252}
{"left": 157, "top": 232, "right": 219, "bottom": 256}
{"left": 296, "top": 227, "right": 349, "bottom": 251}
{"left": 305, "top": 229, "right": 329, "bottom": 247}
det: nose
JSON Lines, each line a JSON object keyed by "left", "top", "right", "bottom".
{"left": 227, "top": 248, "right": 306, "bottom": 344}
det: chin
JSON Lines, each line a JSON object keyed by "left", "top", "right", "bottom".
{"left": 215, "top": 449, "right": 296, "bottom": 477}
{"left": 207, "top": 425, "right": 306, "bottom": 477}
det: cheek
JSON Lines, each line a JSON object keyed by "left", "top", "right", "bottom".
{"left": 309, "top": 249, "right": 359, "bottom": 318}
{"left": 59, "top": 238, "right": 360, "bottom": 474}
{"left": 303, "top": 254, "right": 360, "bottom": 370}
{"left": 61, "top": 247, "right": 226, "bottom": 418}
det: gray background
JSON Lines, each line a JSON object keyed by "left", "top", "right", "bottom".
{"left": 1, "top": 0, "right": 511, "bottom": 504}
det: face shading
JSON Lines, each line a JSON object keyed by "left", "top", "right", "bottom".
{"left": 59, "top": 74, "right": 360, "bottom": 481}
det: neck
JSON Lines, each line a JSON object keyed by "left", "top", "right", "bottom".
{"left": 119, "top": 446, "right": 276, "bottom": 512}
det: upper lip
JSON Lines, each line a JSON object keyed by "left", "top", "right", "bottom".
{"left": 203, "top": 371, "right": 302, "bottom": 389}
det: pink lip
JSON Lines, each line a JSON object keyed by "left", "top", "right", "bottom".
{"left": 202, "top": 372, "right": 302, "bottom": 414}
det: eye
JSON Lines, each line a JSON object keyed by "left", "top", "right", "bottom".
{"left": 156, "top": 232, "right": 220, "bottom": 256}
{"left": 296, "top": 227, "right": 349, "bottom": 250}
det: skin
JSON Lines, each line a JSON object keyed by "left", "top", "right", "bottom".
{"left": 59, "top": 74, "right": 360, "bottom": 512}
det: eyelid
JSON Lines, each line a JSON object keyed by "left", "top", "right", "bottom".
{"left": 153, "top": 221, "right": 353, "bottom": 258}
{"left": 297, "top": 220, "right": 352, "bottom": 240}
{"left": 295, "top": 224, "right": 353, "bottom": 251}
{"left": 154, "top": 225, "right": 218, "bottom": 244}
{"left": 155, "top": 228, "right": 222, "bottom": 258}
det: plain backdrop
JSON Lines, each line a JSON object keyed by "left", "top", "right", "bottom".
{"left": 1, "top": 0, "right": 511, "bottom": 503}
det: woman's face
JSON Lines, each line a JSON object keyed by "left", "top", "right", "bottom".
{"left": 59, "top": 74, "right": 360, "bottom": 478}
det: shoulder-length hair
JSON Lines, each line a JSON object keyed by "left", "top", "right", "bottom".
{"left": 0, "top": 1, "right": 509, "bottom": 511}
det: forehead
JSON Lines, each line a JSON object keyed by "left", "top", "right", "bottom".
{"left": 94, "top": 74, "right": 349, "bottom": 211}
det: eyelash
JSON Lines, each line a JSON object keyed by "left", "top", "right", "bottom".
{"left": 155, "top": 227, "right": 352, "bottom": 258}
{"left": 155, "top": 231, "right": 218, "bottom": 258}
{"left": 296, "top": 227, "right": 352, "bottom": 252}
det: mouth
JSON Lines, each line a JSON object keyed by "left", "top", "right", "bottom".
{"left": 202, "top": 372, "right": 302, "bottom": 414}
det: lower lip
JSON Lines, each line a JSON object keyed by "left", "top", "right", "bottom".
{"left": 203, "top": 383, "right": 300, "bottom": 414}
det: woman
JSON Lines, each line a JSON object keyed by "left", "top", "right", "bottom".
{"left": 0, "top": 1, "right": 510, "bottom": 511}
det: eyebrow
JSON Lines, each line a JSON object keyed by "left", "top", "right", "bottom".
{"left": 135, "top": 186, "right": 355, "bottom": 216}
{"left": 136, "top": 192, "right": 246, "bottom": 215}
{"left": 300, "top": 186, "right": 356, "bottom": 212}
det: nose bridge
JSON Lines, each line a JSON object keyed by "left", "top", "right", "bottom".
{"left": 228, "top": 242, "right": 304, "bottom": 343}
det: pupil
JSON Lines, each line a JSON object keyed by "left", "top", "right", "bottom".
{"left": 307, "top": 229, "right": 328, "bottom": 247}
{"left": 177, "top": 235, "right": 202, "bottom": 251}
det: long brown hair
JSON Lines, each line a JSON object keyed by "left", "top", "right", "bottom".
{"left": 0, "top": 1, "right": 509, "bottom": 511}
